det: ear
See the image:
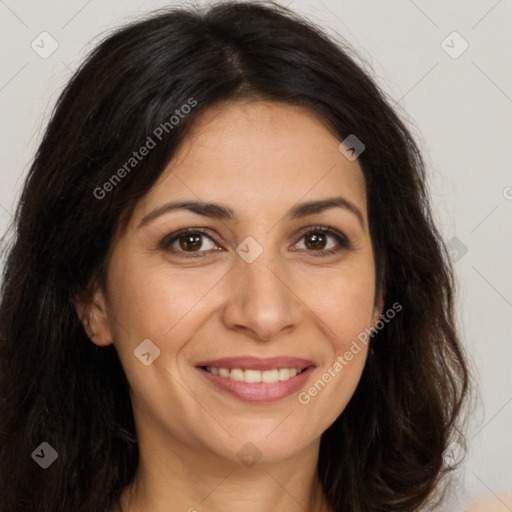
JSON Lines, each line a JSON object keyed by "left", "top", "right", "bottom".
{"left": 75, "top": 285, "right": 114, "bottom": 347}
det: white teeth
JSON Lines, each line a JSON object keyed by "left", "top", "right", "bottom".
{"left": 219, "top": 368, "right": 230, "bottom": 378}
{"left": 205, "top": 366, "right": 305, "bottom": 383}
{"left": 261, "top": 369, "right": 280, "bottom": 383}
{"left": 230, "top": 368, "right": 245, "bottom": 381}
{"left": 244, "top": 369, "right": 262, "bottom": 383}
{"left": 278, "top": 368, "right": 290, "bottom": 381}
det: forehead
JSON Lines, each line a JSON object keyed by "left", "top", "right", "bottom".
{"left": 134, "top": 100, "right": 367, "bottom": 222}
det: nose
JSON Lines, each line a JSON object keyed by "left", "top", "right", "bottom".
{"left": 220, "top": 249, "right": 304, "bottom": 342}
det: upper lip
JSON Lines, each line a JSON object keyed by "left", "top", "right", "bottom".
{"left": 195, "top": 356, "right": 315, "bottom": 371}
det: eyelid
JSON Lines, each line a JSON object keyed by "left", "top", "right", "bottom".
{"left": 294, "top": 225, "right": 350, "bottom": 249}
{"left": 159, "top": 227, "right": 217, "bottom": 250}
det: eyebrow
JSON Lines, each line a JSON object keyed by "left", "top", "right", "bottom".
{"left": 138, "top": 196, "right": 365, "bottom": 230}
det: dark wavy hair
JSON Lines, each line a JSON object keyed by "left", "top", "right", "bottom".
{"left": 0, "top": 2, "right": 470, "bottom": 511}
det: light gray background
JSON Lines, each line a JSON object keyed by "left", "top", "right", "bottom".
{"left": 1, "top": 0, "right": 511, "bottom": 509}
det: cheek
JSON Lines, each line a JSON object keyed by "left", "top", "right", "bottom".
{"left": 294, "top": 264, "right": 375, "bottom": 418}
{"left": 105, "top": 262, "right": 214, "bottom": 408}
{"left": 107, "top": 258, "right": 219, "bottom": 343}
{"left": 305, "top": 264, "right": 377, "bottom": 349}
{"left": 295, "top": 307, "right": 372, "bottom": 440}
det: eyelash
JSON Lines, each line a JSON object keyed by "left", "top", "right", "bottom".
{"left": 159, "top": 225, "right": 350, "bottom": 259}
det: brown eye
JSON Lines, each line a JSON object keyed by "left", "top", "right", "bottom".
{"left": 304, "top": 232, "right": 328, "bottom": 251}
{"left": 160, "top": 228, "right": 218, "bottom": 258}
{"left": 178, "top": 234, "right": 203, "bottom": 252}
{"left": 294, "top": 226, "right": 350, "bottom": 257}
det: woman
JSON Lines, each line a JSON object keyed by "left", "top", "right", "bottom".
{"left": 0, "top": 2, "right": 471, "bottom": 511}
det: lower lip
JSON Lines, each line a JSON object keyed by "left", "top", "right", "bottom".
{"left": 196, "top": 366, "right": 315, "bottom": 403}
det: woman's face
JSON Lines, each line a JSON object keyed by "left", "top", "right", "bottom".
{"left": 85, "top": 100, "right": 382, "bottom": 465}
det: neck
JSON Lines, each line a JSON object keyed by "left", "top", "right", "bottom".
{"left": 119, "top": 431, "right": 331, "bottom": 512}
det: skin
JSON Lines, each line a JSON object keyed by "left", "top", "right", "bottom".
{"left": 77, "top": 100, "right": 383, "bottom": 512}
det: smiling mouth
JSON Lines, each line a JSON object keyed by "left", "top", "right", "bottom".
{"left": 199, "top": 366, "right": 308, "bottom": 383}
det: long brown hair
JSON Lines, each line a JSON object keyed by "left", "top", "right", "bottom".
{"left": 0, "top": 2, "right": 470, "bottom": 510}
